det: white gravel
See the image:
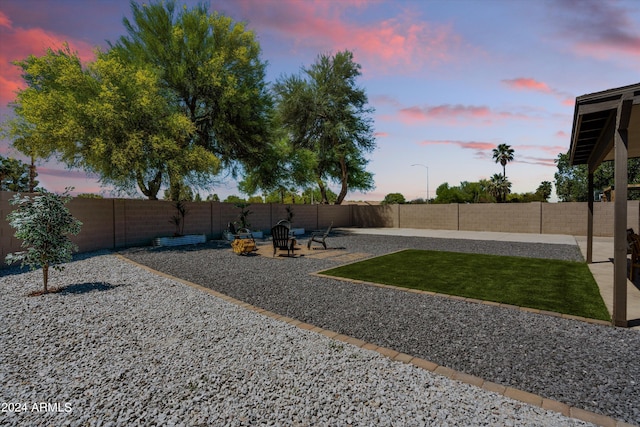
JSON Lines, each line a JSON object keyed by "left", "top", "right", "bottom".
{"left": 0, "top": 253, "right": 598, "bottom": 426}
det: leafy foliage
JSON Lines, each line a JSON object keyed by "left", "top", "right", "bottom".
{"left": 234, "top": 203, "right": 252, "bottom": 229}
{"left": 487, "top": 174, "right": 512, "bottom": 203}
{"left": 272, "top": 50, "right": 376, "bottom": 204}
{"left": 5, "top": 189, "right": 82, "bottom": 293}
{"left": 381, "top": 193, "right": 406, "bottom": 205}
{"left": 224, "top": 195, "right": 246, "bottom": 204}
{"left": 434, "top": 181, "right": 492, "bottom": 204}
{"left": 113, "top": 0, "right": 274, "bottom": 197}
{"left": 535, "top": 181, "right": 553, "bottom": 202}
{"left": 4, "top": 45, "right": 210, "bottom": 200}
{"left": 0, "top": 156, "right": 38, "bottom": 192}
{"left": 554, "top": 153, "right": 640, "bottom": 202}
{"left": 4, "top": 1, "right": 272, "bottom": 200}
{"left": 169, "top": 200, "right": 188, "bottom": 236}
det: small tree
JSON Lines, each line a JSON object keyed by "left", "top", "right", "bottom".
{"left": 169, "top": 200, "right": 188, "bottom": 236}
{"left": 381, "top": 193, "right": 406, "bottom": 205}
{"left": 5, "top": 189, "right": 82, "bottom": 293}
{"left": 234, "top": 203, "right": 252, "bottom": 229}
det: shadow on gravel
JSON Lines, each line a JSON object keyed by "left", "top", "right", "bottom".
{"left": 59, "top": 282, "right": 122, "bottom": 295}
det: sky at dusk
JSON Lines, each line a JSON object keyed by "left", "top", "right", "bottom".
{"left": 1, "top": 0, "right": 639, "bottom": 202}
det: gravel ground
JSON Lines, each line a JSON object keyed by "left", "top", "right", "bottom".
{"left": 0, "top": 232, "right": 636, "bottom": 426}
{"left": 118, "top": 233, "right": 640, "bottom": 426}
{"left": 1, "top": 251, "right": 597, "bottom": 427}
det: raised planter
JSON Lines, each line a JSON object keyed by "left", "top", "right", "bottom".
{"left": 153, "top": 234, "right": 206, "bottom": 247}
{"left": 223, "top": 231, "right": 264, "bottom": 242}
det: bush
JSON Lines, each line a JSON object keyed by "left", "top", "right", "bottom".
{"left": 5, "top": 189, "right": 82, "bottom": 293}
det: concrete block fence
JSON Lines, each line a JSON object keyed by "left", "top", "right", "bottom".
{"left": 1, "top": 191, "right": 638, "bottom": 268}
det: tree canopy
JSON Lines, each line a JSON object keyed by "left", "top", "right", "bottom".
{"left": 382, "top": 193, "right": 406, "bottom": 205}
{"left": 554, "top": 153, "right": 640, "bottom": 202}
{"left": 3, "top": 1, "right": 273, "bottom": 200}
{"left": 492, "top": 144, "right": 515, "bottom": 178}
{"left": 112, "top": 0, "right": 273, "bottom": 199}
{"left": 269, "top": 50, "right": 376, "bottom": 204}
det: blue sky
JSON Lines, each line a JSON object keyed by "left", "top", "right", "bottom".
{"left": 1, "top": 0, "right": 639, "bottom": 201}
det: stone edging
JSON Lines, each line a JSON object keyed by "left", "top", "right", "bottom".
{"left": 115, "top": 254, "right": 633, "bottom": 427}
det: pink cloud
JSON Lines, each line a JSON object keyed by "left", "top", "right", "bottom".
{"left": 419, "top": 139, "right": 496, "bottom": 151}
{"left": 399, "top": 104, "right": 528, "bottom": 125}
{"left": 503, "top": 78, "right": 553, "bottom": 94}
{"left": 502, "top": 77, "right": 576, "bottom": 106}
{"left": 232, "top": 0, "right": 463, "bottom": 73}
{"left": 0, "top": 10, "right": 11, "bottom": 29}
{"left": 374, "top": 131, "right": 389, "bottom": 138}
{"left": 517, "top": 156, "right": 557, "bottom": 168}
{"left": 0, "top": 10, "right": 96, "bottom": 107}
{"left": 555, "top": 130, "right": 568, "bottom": 139}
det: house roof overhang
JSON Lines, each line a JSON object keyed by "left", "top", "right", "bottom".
{"left": 569, "top": 83, "right": 640, "bottom": 172}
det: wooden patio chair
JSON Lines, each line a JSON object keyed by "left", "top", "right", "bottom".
{"left": 307, "top": 222, "right": 333, "bottom": 250}
{"left": 276, "top": 219, "right": 291, "bottom": 229}
{"left": 271, "top": 224, "right": 294, "bottom": 256}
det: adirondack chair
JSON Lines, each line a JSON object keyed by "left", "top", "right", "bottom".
{"left": 628, "top": 228, "right": 640, "bottom": 280}
{"left": 307, "top": 222, "right": 333, "bottom": 250}
{"left": 271, "top": 224, "right": 294, "bottom": 256}
{"left": 276, "top": 219, "right": 291, "bottom": 229}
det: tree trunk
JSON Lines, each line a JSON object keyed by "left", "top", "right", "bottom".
{"left": 137, "top": 170, "right": 162, "bottom": 200}
{"left": 335, "top": 157, "right": 348, "bottom": 205}
{"left": 29, "top": 156, "right": 37, "bottom": 192}
{"left": 317, "top": 179, "right": 329, "bottom": 204}
{"left": 42, "top": 263, "right": 49, "bottom": 293}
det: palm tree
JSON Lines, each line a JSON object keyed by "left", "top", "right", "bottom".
{"left": 492, "top": 143, "right": 515, "bottom": 178}
{"left": 488, "top": 173, "right": 512, "bottom": 203}
{"left": 536, "top": 181, "right": 553, "bottom": 202}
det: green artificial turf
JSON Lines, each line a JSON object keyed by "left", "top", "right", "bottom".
{"left": 320, "top": 249, "right": 611, "bottom": 321}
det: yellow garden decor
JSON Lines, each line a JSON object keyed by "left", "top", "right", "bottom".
{"left": 231, "top": 238, "right": 256, "bottom": 255}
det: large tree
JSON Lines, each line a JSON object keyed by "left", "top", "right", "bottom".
{"left": 272, "top": 50, "right": 376, "bottom": 204}
{"left": 554, "top": 152, "right": 640, "bottom": 202}
{"left": 111, "top": 0, "right": 273, "bottom": 199}
{"left": 492, "top": 143, "right": 515, "bottom": 178}
{"left": 3, "top": 46, "right": 213, "bottom": 200}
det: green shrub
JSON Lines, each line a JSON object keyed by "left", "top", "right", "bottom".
{"left": 5, "top": 189, "right": 82, "bottom": 293}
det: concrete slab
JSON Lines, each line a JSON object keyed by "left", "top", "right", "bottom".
{"left": 341, "top": 227, "right": 577, "bottom": 245}
{"left": 575, "top": 236, "right": 640, "bottom": 329}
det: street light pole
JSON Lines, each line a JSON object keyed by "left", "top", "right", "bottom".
{"left": 411, "top": 164, "right": 429, "bottom": 203}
